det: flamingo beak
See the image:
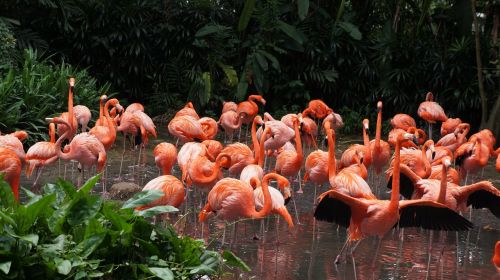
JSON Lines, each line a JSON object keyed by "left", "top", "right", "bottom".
{"left": 45, "top": 117, "right": 54, "bottom": 123}
{"left": 69, "top": 77, "right": 75, "bottom": 88}
{"left": 115, "top": 104, "right": 124, "bottom": 112}
{"left": 443, "top": 158, "right": 451, "bottom": 168}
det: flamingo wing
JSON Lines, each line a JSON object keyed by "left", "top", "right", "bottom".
{"left": 398, "top": 200, "right": 473, "bottom": 231}
{"left": 314, "top": 190, "right": 369, "bottom": 227}
{"left": 457, "top": 181, "right": 500, "bottom": 218}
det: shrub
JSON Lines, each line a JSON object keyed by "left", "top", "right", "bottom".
{"left": 0, "top": 20, "right": 16, "bottom": 67}
{"left": 0, "top": 175, "right": 248, "bottom": 279}
{"left": 0, "top": 49, "right": 110, "bottom": 144}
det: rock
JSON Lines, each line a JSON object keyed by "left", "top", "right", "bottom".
{"left": 108, "top": 182, "right": 142, "bottom": 200}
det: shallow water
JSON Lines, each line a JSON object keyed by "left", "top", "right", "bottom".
{"left": 20, "top": 127, "right": 500, "bottom": 279}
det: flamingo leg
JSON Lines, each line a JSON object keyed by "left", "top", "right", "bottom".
{"left": 426, "top": 231, "right": 434, "bottom": 279}
{"left": 296, "top": 172, "right": 303, "bottom": 194}
{"left": 370, "top": 238, "right": 382, "bottom": 269}
{"left": 428, "top": 122, "right": 433, "bottom": 141}
{"left": 291, "top": 195, "right": 300, "bottom": 225}
{"left": 118, "top": 135, "right": 126, "bottom": 178}
{"left": 335, "top": 239, "right": 349, "bottom": 264}
{"left": 33, "top": 167, "right": 43, "bottom": 190}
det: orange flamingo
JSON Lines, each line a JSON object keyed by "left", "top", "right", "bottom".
{"left": 322, "top": 112, "right": 344, "bottom": 133}
{"left": 252, "top": 174, "right": 294, "bottom": 228}
{"left": 341, "top": 151, "right": 368, "bottom": 180}
{"left": 495, "top": 148, "right": 500, "bottom": 173}
{"left": 387, "top": 157, "right": 499, "bottom": 217}
{"left": 369, "top": 101, "right": 391, "bottom": 175}
{"left": 0, "top": 131, "right": 27, "bottom": 162}
{"left": 202, "top": 140, "right": 223, "bottom": 160}
{"left": 417, "top": 92, "right": 448, "bottom": 140}
{"left": 240, "top": 121, "right": 266, "bottom": 185}
{"left": 48, "top": 117, "right": 106, "bottom": 184}
{"left": 436, "top": 123, "right": 470, "bottom": 152}
{"left": 177, "top": 142, "right": 210, "bottom": 183}
{"left": 89, "top": 98, "right": 123, "bottom": 150}
{"left": 136, "top": 175, "right": 185, "bottom": 211}
{"left": 301, "top": 116, "right": 319, "bottom": 149}
{"left": 493, "top": 241, "right": 500, "bottom": 272}
{"left": 25, "top": 123, "right": 58, "bottom": 187}
{"left": 175, "top": 102, "right": 200, "bottom": 120}
{"left": 469, "top": 129, "right": 496, "bottom": 156}
{"left": 325, "top": 122, "right": 375, "bottom": 199}
{"left": 274, "top": 116, "right": 304, "bottom": 193}
{"left": 0, "top": 147, "right": 22, "bottom": 200}
{"left": 125, "top": 103, "right": 144, "bottom": 113}
{"left": 428, "top": 164, "right": 460, "bottom": 184}
{"left": 95, "top": 95, "right": 108, "bottom": 127}
{"left": 186, "top": 153, "right": 231, "bottom": 191}
{"left": 302, "top": 99, "right": 333, "bottom": 120}
{"left": 237, "top": 94, "right": 266, "bottom": 125}
{"left": 57, "top": 77, "right": 78, "bottom": 140}
{"left": 153, "top": 142, "right": 177, "bottom": 176}
{"left": 388, "top": 127, "right": 425, "bottom": 148}
{"left": 168, "top": 115, "right": 207, "bottom": 145}
{"left": 340, "top": 119, "right": 372, "bottom": 169}
{"left": 222, "top": 101, "right": 237, "bottom": 113}
{"left": 390, "top": 113, "right": 416, "bottom": 130}
{"left": 441, "top": 117, "right": 462, "bottom": 136}
{"left": 303, "top": 149, "right": 328, "bottom": 201}
{"left": 455, "top": 138, "right": 489, "bottom": 182}
{"left": 427, "top": 146, "right": 453, "bottom": 166}
{"left": 199, "top": 117, "right": 218, "bottom": 140}
{"left": 390, "top": 140, "right": 434, "bottom": 179}
{"left": 315, "top": 133, "right": 472, "bottom": 264}
{"left": 73, "top": 105, "right": 91, "bottom": 132}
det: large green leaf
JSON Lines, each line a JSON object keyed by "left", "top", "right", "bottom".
{"left": 121, "top": 190, "right": 164, "bottom": 209}
{"left": 238, "top": 0, "right": 256, "bottom": 32}
{"left": 78, "top": 174, "right": 101, "bottom": 196}
{"left": 56, "top": 259, "right": 72, "bottom": 275}
{"left": 222, "top": 250, "right": 251, "bottom": 272}
{"left": 66, "top": 196, "right": 103, "bottom": 226}
{"left": 17, "top": 193, "right": 55, "bottom": 233}
{"left": 277, "top": 20, "right": 305, "bottom": 45}
{"left": 0, "top": 177, "right": 16, "bottom": 209}
{"left": 73, "top": 233, "right": 105, "bottom": 258}
{"left": 147, "top": 267, "right": 174, "bottom": 280}
{"left": 338, "top": 22, "right": 362, "bottom": 40}
{"left": 0, "top": 261, "right": 11, "bottom": 274}
{"left": 297, "top": 0, "right": 309, "bottom": 20}
{"left": 217, "top": 62, "right": 238, "bottom": 87}
{"left": 134, "top": 205, "right": 179, "bottom": 218}
{"left": 336, "top": 0, "right": 346, "bottom": 23}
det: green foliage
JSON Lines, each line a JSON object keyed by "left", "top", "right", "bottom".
{"left": 0, "top": 175, "right": 248, "bottom": 279}
{"left": 0, "top": 49, "right": 110, "bottom": 144}
{"left": 0, "top": 20, "right": 16, "bottom": 67}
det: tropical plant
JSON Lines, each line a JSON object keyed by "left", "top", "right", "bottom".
{"left": 0, "top": 49, "right": 109, "bottom": 144}
{"left": 0, "top": 175, "right": 249, "bottom": 279}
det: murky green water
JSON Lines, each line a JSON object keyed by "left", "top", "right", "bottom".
{"left": 20, "top": 127, "right": 500, "bottom": 279}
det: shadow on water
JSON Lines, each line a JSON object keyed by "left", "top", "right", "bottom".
{"left": 20, "top": 126, "right": 500, "bottom": 280}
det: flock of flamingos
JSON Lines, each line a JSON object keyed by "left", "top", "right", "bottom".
{"left": 0, "top": 78, "right": 499, "bottom": 273}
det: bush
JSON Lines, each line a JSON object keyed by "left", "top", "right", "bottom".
{"left": 0, "top": 49, "right": 110, "bottom": 144}
{"left": 0, "top": 20, "right": 16, "bottom": 67}
{"left": 0, "top": 175, "right": 248, "bottom": 279}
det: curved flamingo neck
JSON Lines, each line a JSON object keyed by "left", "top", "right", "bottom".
{"left": 390, "top": 137, "right": 403, "bottom": 208}
{"left": 437, "top": 162, "right": 448, "bottom": 204}
{"left": 362, "top": 123, "right": 370, "bottom": 147}
{"left": 293, "top": 120, "right": 303, "bottom": 163}
{"left": 422, "top": 141, "right": 433, "bottom": 177}
{"left": 250, "top": 173, "right": 273, "bottom": 218}
{"left": 251, "top": 118, "right": 260, "bottom": 165}
{"left": 104, "top": 100, "right": 118, "bottom": 134}
{"left": 49, "top": 123, "right": 56, "bottom": 143}
{"left": 98, "top": 99, "right": 105, "bottom": 123}
{"left": 258, "top": 127, "right": 269, "bottom": 166}
{"left": 196, "top": 154, "right": 230, "bottom": 184}
{"left": 68, "top": 85, "right": 74, "bottom": 132}
{"left": 327, "top": 126, "right": 337, "bottom": 179}
{"left": 54, "top": 119, "right": 73, "bottom": 160}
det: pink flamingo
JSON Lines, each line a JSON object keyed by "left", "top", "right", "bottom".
{"left": 175, "top": 102, "right": 200, "bottom": 119}
{"left": 25, "top": 123, "right": 58, "bottom": 187}
{"left": 441, "top": 117, "right": 462, "bottom": 136}
{"left": 218, "top": 111, "right": 245, "bottom": 143}
{"left": 57, "top": 78, "right": 78, "bottom": 140}
{"left": 436, "top": 123, "right": 470, "bottom": 152}
{"left": 73, "top": 105, "right": 92, "bottom": 132}
{"left": 390, "top": 114, "right": 416, "bottom": 130}
{"left": 340, "top": 119, "right": 372, "bottom": 169}
{"left": 154, "top": 142, "right": 177, "bottom": 176}
{"left": 0, "top": 147, "right": 22, "bottom": 200}
{"left": 136, "top": 175, "right": 185, "bottom": 211}
{"left": 222, "top": 101, "right": 237, "bottom": 113}
{"left": 0, "top": 131, "right": 27, "bottom": 162}
{"left": 417, "top": 92, "right": 448, "bottom": 140}
{"left": 369, "top": 101, "right": 391, "bottom": 177}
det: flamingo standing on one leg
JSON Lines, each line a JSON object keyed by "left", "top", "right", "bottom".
{"left": 218, "top": 111, "right": 245, "bottom": 143}
{"left": 390, "top": 114, "right": 416, "bottom": 131}
{"left": 417, "top": 92, "right": 448, "bottom": 140}
{"left": 25, "top": 123, "right": 58, "bottom": 188}
{"left": 236, "top": 94, "right": 266, "bottom": 140}
{"left": 314, "top": 133, "right": 473, "bottom": 265}
{"left": 0, "top": 147, "right": 22, "bottom": 200}
{"left": 73, "top": 105, "right": 92, "bottom": 132}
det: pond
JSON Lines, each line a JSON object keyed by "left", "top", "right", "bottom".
{"left": 20, "top": 127, "right": 500, "bottom": 280}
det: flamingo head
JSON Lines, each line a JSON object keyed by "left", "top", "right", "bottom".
{"left": 69, "top": 77, "right": 75, "bottom": 88}
{"left": 100, "top": 95, "right": 108, "bottom": 102}
{"left": 442, "top": 156, "right": 452, "bottom": 169}
{"left": 425, "top": 92, "right": 434, "bottom": 101}
{"left": 377, "top": 101, "right": 383, "bottom": 112}
{"left": 362, "top": 119, "right": 369, "bottom": 132}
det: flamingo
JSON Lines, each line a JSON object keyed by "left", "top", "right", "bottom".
{"left": 89, "top": 98, "right": 123, "bottom": 150}
{"left": 274, "top": 115, "right": 304, "bottom": 193}
{"left": 25, "top": 123, "right": 58, "bottom": 187}
{"left": 390, "top": 139, "right": 434, "bottom": 179}
{"left": 153, "top": 142, "right": 177, "bottom": 176}
{"left": 48, "top": 117, "right": 106, "bottom": 185}
{"left": 388, "top": 127, "right": 425, "bottom": 148}
{"left": 386, "top": 158, "right": 500, "bottom": 217}
{"left": 322, "top": 112, "right": 344, "bottom": 133}
{"left": 73, "top": 105, "right": 92, "bottom": 132}
{"left": 94, "top": 95, "right": 108, "bottom": 127}
{"left": 494, "top": 241, "right": 500, "bottom": 272}
{"left": 257, "top": 118, "right": 295, "bottom": 152}
{"left": 125, "top": 103, "right": 144, "bottom": 113}
{"left": 302, "top": 99, "right": 333, "bottom": 120}
{"left": 390, "top": 113, "right": 416, "bottom": 131}
{"left": 441, "top": 117, "right": 462, "bottom": 136}
{"left": 0, "top": 147, "right": 22, "bottom": 200}
{"left": 177, "top": 142, "right": 210, "bottom": 183}
{"left": 469, "top": 129, "right": 496, "bottom": 156}
{"left": 175, "top": 102, "right": 199, "bottom": 119}
{"left": 0, "top": 131, "right": 27, "bottom": 162}
{"left": 186, "top": 153, "right": 231, "bottom": 191}
{"left": 301, "top": 116, "right": 319, "bottom": 149}
{"left": 202, "top": 140, "right": 223, "bottom": 160}
{"left": 325, "top": 122, "right": 375, "bottom": 199}
{"left": 252, "top": 174, "right": 294, "bottom": 228}
{"left": 239, "top": 119, "right": 266, "bottom": 185}
{"left": 199, "top": 117, "right": 218, "bottom": 140}
{"left": 428, "top": 146, "right": 453, "bottom": 166}
{"left": 218, "top": 111, "right": 245, "bottom": 143}
{"left": 455, "top": 138, "right": 489, "bottom": 182}
{"left": 57, "top": 77, "right": 78, "bottom": 140}
{"left": 303, "top": 149, "right": 328, "bottom": 202}
{"left": 314, "top": 133, "right": 473, "bottom": 264}
{"left": 417, "top": 92, "right": 448, "bottom": 140}
{"left": 339, "top": 119, "right": 372, "bottom": 169}
{"left": 428, "top": 164, "right": 460, "bottom": 185}
{"left": 369, "top": 101, "right": 391, "bottom": 176}
{"left": 236, "top": 94, "right": 266, "bottom": 139}
{"left": 495, "top": 148, "right": 500, "bottom": 173}
{"left": 221, "top": 101, "right": 237, "bottom": 113}
{"left": 436, "top": 123, "right": 470, "bottom": 152}
{"left": 341, "top": 151, "right": 369, "bottom": 180}
{"left": 136, "top": 175, "right": 185, "bottom": 211}
{"left": 168, "top": 115, "right": 207, "bottom": 145}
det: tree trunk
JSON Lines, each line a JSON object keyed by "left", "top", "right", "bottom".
{"left": 471, "top": 0, "right": 488, "bottom": 128}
